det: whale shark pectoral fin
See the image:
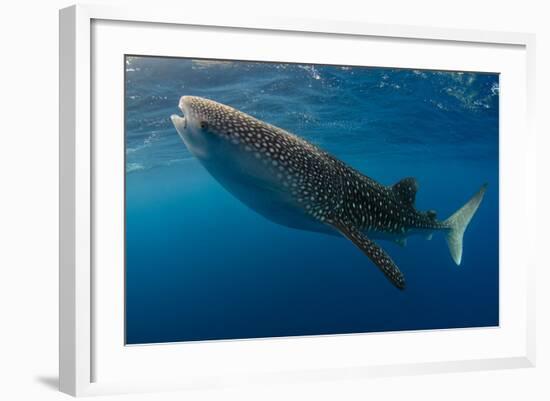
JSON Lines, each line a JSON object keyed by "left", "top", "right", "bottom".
{"left": 331, "top": 220, "right": 406, "bottom": 290}
{"left": 392, "top": 177, "right": 418, "bottom": 207}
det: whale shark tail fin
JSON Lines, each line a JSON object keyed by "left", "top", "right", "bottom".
{"left": 443, "top": 183, "right": 488, "bottom": 265}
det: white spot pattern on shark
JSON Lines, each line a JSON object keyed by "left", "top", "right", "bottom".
{"left": 171, "top": 96, "right": 487, "bottom": 290}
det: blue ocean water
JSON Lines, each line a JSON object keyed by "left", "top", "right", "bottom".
{"left": 125, "top": 56, "right": 499, "bottom": 345}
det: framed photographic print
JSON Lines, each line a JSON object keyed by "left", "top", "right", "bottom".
{"left": 59, "top": 4, "right": 536, "bottom": 396}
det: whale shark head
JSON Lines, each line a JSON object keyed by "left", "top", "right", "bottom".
{"left": 170, "top": 95, "right": 334, "bottom": 233}
{"left": 172, "top": 96, "right": 273, "bottom": 160}
{"left": 170, "top": 96, "right": 288, "bottom": 188}
{"left": 170, "top": 96, "right": 230, "bottom": 160}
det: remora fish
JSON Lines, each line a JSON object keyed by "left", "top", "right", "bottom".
{"left": 171, "top": 96, "right": 487, "bottom": 290}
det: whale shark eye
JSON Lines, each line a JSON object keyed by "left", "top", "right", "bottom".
{"left": 200, "top": 121, "right": 208, "bottom": 129}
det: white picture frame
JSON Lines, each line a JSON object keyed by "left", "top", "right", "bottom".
{"left": 59, "top": 3, "right": 536, "bottom": 397}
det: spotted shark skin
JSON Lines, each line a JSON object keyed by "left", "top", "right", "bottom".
{"left": 171, "top": 96, "right": 487, "bottom": 290}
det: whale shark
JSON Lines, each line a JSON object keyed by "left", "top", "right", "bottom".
{"left": 171, "top": 96, "right": 487, "bottom": 290}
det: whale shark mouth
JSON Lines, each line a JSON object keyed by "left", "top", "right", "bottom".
{"left": 170, "top": 114, "right": 188, "bottom": 145}
{"left": 171, "top": 98, "right": 189, "bottom": 129}
{"left": 170, "top": 113, "right": 187, "bottom": 131}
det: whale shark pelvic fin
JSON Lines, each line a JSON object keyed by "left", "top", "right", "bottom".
{"left": 332, "top": 220, "right": 406, "bottom": 290}
{"left": 394, "top": 238, "right": 407, "bottom": 247}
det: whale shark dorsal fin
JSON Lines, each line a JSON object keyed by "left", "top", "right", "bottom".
{"left": 392, "top": 177, "right": 418, "bottom": 207}
{"left": 331, "top": 220, "right": 406, "bottom": 290}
